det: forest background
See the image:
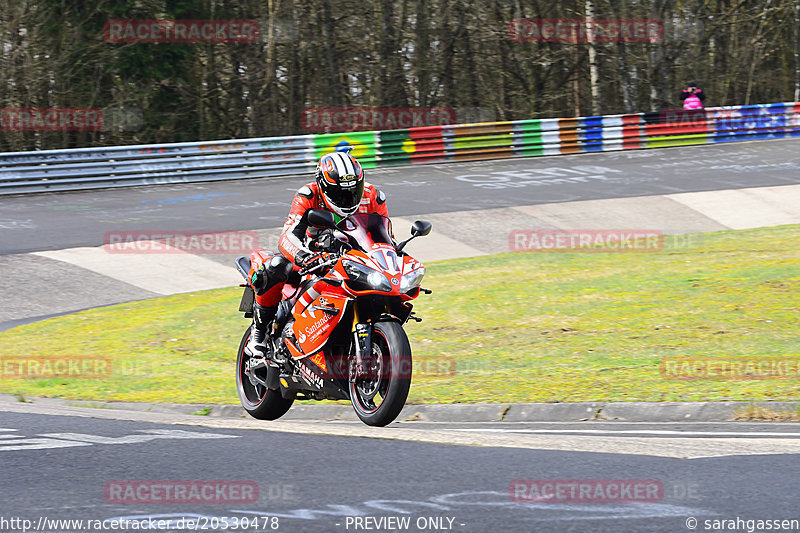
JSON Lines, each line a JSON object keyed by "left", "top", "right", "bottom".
{"left": 1, "top": 0, "right": 798, "bottom": 151}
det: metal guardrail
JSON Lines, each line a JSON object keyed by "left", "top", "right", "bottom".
{"left": 1, "top": 102, "right": 798, "bottom": 195}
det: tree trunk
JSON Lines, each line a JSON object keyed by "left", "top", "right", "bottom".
{"left": 320, "top": 0, "right": 344, "bottom": 106}
{"left": 795, "top": 0, "right": 800, "bottom": 101}
{"left": 414, "top": 0, "right": 430, "bottom": 107}
{"left": 573, "top": 45, "right": 582, "bottom": 117}
{"left": 585, "top": 0, "right": 601, "bottom": 115}
{"left": 609, "top": 0, "right": 636, "bottom": 113}
{"left": 439, "top": 0, "right": 455, "bottom": 108}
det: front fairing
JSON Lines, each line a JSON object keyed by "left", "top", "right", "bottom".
{"left": 327, "top": 247, "right": 423, "bottom": 300}
{"left": 331, "top": 213, "right": 426, "bottom": 299}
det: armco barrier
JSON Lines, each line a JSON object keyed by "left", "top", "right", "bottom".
{"left": 1, "top": 102, "right": 798, "bottom": 195}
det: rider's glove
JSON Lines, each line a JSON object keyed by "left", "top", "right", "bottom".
{"left": 294, "top": 250, "right": 332, "bottom": 270}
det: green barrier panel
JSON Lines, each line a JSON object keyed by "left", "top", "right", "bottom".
{"left": 514, "top": 137, "right": 545, "bottom": 156}
{"left": 644, "top": 134, "right": 710, "bottom": 148}
{"left": 313, "top": 131, "right": 380, "bottom": 167}
{"left": 452, "top": 134, "right": 513, "bottom": 150}
{"left": 377, "top": 129, "right": 412, "bottom": 166}
{"left": 513, "top": 120, "right": 543, "bottom": 133}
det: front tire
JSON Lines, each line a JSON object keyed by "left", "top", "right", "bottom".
{"left": 236, "top": 327, "right": 294, "bottom": 420}
{"left": 349, "top": 321, "right": 412, "bottom": 427}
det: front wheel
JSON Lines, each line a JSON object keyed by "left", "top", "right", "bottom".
{"left": 349, "top": 321, "right": 412, "bottom": 427}
{"left": 236, "top": 327, "right": 294, "bottom": 420}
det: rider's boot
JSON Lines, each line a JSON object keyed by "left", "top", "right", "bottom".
{"left": 244, "top": 253, "right": 292, "bottom": 359}
{"left": 244, "top": 303, "right": 277, "bottom": 358}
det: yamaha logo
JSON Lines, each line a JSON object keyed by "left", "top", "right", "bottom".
{"left": 391, "top": 278, "right": 399, "bottom": 285}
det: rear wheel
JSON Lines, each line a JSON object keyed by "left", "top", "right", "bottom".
{"left": 349, "top": 321, "right": 412, "bottom": 427}
{"left": 236, "top": 327, "right": 294, "bottom": 420}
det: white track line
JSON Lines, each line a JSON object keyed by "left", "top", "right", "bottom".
{"left": 33, "top": 243, "right": 240, "bottom": 295}
{"left": 447, "top": 428, "right": 800, "bottom": 438}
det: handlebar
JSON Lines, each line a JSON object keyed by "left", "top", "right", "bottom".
{"left": 310, "top": 229, "right": 352, "bottom": 254}
{"left": 298, "top": 253, "right": 342, "bottom": 277}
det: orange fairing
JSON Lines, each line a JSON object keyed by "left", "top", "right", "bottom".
{"left": 289, "top": 286, "right": 351, "bottom": 359}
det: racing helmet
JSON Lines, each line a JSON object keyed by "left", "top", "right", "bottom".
{"left": 315, "top": 151, "right": 365, "bottom": 218}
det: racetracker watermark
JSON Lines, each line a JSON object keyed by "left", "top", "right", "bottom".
{"left": 509, "top": 229, "right": 664, "bottom": 252}
{"left": 659, "top": 108, "right": 707, "bottom": 126}
{"left": 302, "top": 107, "right": 456, "bottom": 133}
{"left": 509, "top": 479, "right": 663, "bottom": 503}
{"left": 660, "top": 357, "right": 800, "bottom": 380}
{"left": 103, "top": 230, "right": 258, "bottom": 254}
{"left": 0, "top": 108, "right": 103, "bottom": 131}
{"left": 104, "top": 20, "right": 258, "bottom": 43}
{"left": 307, "top": 354, "right": 456, "bottom": 381}
{"left": 1, "top": 357, "right": 112, "bottom": 379}
{"left": 413, "top": 356, "right": 457, "bottom": 377}
{"left": 104, "top": 481, "right": 258, "bottom": 504}
{"left": 509, "top": 18, "right": 664, "bottom": 43}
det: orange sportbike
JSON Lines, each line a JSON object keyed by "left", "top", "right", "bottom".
{"left": 234, "top": 210, "right": 432, "bottom": 426}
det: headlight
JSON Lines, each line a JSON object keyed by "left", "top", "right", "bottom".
{"left": 400, "top": 267, "right": 425, "bottom": 292}
{"left": 343, "top": 260, "right": 392, "bottom": 292}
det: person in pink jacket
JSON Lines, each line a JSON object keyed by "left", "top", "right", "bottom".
{"left": 681, "top": 82, "right": 705, "bottom": 110}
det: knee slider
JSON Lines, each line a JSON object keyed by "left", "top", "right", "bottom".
{"left": 261, "top": 255, "right": 292, "bottom": 289}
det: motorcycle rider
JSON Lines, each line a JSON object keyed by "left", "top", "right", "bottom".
{"left": 244, "top": 149, "right": 389, "bottom": 358}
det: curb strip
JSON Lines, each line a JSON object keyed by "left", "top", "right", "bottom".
{"left": 1, "top": 395, "right": 797, "bottom": 423}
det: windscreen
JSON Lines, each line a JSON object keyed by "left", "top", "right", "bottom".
{"left": 336, "top": 213, "right": 394, "bottom": 252}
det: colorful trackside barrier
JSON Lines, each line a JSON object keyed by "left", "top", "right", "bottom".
{"left": 1, "top": 102, "right": 798, "bottom": 194}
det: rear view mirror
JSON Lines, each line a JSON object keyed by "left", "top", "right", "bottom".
{"left": 411, "top": 220, "right": 432, "bottom": 237}
{"left": 306, "top": 209, "right": 338, "bottom": 229}
{"left": 396, "top": 220, "right": 432, "bottom": 253}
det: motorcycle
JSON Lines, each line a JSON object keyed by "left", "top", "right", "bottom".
{"left": 234, "top": 210, "right": 432, "bottom": 427}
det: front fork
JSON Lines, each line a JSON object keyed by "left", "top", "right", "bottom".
{"left": 351, "top": 302, "right": 372, "bottom": 379}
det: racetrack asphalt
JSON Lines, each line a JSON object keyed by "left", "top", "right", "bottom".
{"left": 2, "top": 139, "right": 800, "bottom": 532}
{"left": 3, "top": 138, "right": 800, "bottom": 253}
{"left": 1, "top": 402, "right": 800, "bottom": 533}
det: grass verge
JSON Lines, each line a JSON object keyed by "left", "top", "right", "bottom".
{"left": 0, "top": 225, "right": 798, "bottom": 405}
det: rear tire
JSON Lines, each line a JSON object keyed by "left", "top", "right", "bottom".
{"left": 349, "top": 321, "right": 412, "bottom": 427}
{"left": 236, "top": 327, "right": 294, "bottom": 420}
